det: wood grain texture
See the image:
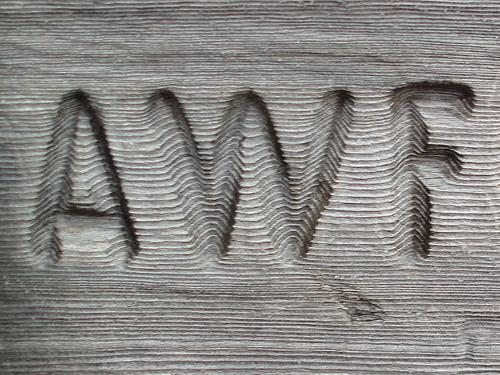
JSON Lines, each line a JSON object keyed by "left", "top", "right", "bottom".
{"left": 2, "top": 1, "right": 500, "bottom": 373}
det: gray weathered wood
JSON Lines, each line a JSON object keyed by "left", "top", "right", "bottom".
{"left": 2, "top": 1, "right": 500, "bottom": 373}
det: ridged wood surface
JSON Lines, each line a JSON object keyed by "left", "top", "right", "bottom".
{"left": 2, "top": 1, "right": 500, "bottom": 373}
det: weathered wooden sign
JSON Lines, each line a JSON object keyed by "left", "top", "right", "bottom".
{"left": 2, "top": 1, "right": 500, "bottom": 373}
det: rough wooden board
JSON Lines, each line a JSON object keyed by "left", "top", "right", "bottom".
{"left": 2, "top": 1, "right": 500, "bottom": 373}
